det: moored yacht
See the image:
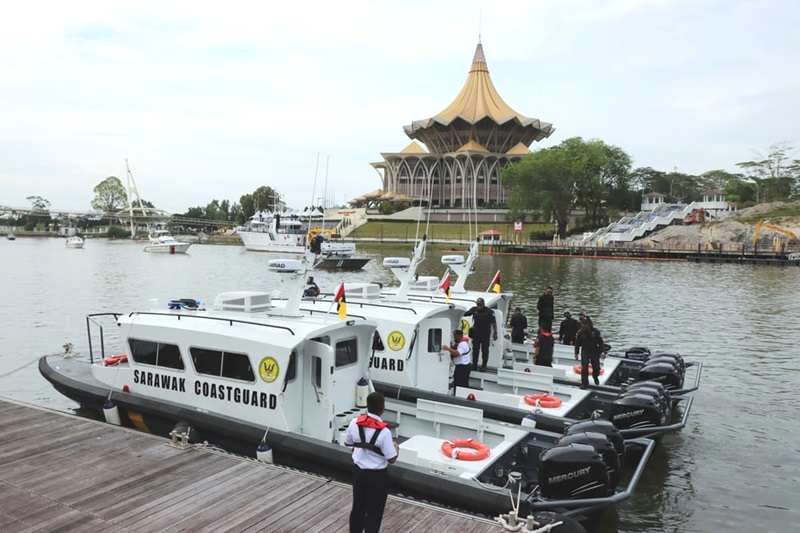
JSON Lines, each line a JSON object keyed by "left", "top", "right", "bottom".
{"left": 40, "top": 256, "right": 654, "bottom": 519}
{"left": 143, "top": 230, "right": 191, "bottom": 254}
{"left": 237, "top": 210, "right": 308, "bottom": 254}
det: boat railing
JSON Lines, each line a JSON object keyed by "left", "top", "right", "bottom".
{"left": 84, "top": 311, "right": 296, "bottom": 364}
{"left": 128, "top": 312, "right": 296, "bottom": 335}
{"left": 85, "top": 312, "right": 121, "bottom": 364}
{"left": 314, "top": 295, "right": 419, "bottom": 315}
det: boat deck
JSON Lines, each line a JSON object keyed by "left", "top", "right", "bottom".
{"left": 0, "top": 399, "right": 501, "bottom": 532}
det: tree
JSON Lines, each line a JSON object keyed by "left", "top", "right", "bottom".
{"left": 132, "top": 199, "right": 155, "bottom": 209}
{"left": 736, "top": 143, "right": 798, "bottom": 203}
{"left": 252, "top": 186, "right": 280, "bottom": 212}
{"left": 240, "top": 193, "right": 255, "bottom": 219}
{"left": 91, "top": 176, "right": 128, "bottom": 212}
{"left": 26, "top": 195, "right": 51, "bottom": 211}
{"left": 502, "top": 143, "right": 578, "bottom": 236}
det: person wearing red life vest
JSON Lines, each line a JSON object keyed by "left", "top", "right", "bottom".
{"left": 345, "top": 392, "right": 398, "bottom": 533}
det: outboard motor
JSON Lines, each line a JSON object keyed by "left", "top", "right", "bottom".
{"left": 624, "top": 381, "right": 671, "bottom": 414}
{"left": 650, "top": 353, "right": 686, "bottom": 375}
{"left": 638, "top": 360, "right": 683, "bottom": 389}
{"left": 608, "top": 392, "right": 665, "bottom": 430}
{"left": 624, "top": 346, "right": 651, "bottom": 362}
{"left": 564, "top": 419, "right": 624, "bottom": 458}
{"left": 558, "top": 432, "right": 621, "bottom": 489}
{"left": 538, "top": 444, "right": 610, "bottom": 499}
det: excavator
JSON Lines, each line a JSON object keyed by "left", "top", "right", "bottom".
{"left": 751, "top": 220, "right": 799, "bottom": 252}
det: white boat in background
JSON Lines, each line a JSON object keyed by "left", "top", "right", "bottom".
{"left": 65, "top": 236, "right": 85, "bottom": 249}
{"left": 143, "top": 230, "right": 191, "bottom": 254}
{"left": 6, "top": 231, "right": 15, "bottom": 241}
{"left": 236, "top": 210, "right": 309, "bottom": 254}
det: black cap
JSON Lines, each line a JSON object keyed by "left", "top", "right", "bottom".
{"left": 564, "top": 312, "right": 571, "bottom": 318}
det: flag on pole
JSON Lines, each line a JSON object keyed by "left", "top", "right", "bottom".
{"left": 488, "top": 270, "right": 502, "bottom": 294}
{"left": 439, "top": 270, "right": 451, "bottom": 302}
{"left": 334, "top": 281, "right": 347, "bottom": 320}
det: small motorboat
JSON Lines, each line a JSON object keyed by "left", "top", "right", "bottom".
{"left": 143, "top": 230, "right": 191, "bottom": 254}
{"left": 65, "top": 236, "right": 85, "bottom": 249}
{"left": 6, "top": 231, "right": 16, "bottom": 240}
{"left": 314, "top": 241, "right": 370, "bottom": 270}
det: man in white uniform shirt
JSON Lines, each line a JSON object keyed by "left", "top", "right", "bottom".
{"left": 345, "top": 392, "right": 398, "bottom": 533}
{"left": 442, "top": 329, "right": 472, "bottom": 391}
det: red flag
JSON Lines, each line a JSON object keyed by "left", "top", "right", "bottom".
{"left": 439, "top": 270, "right": 451, "bottom": 300}
{"left": 334, "top": 281, "right": 347, "bottom": 320}
{"left": 488, "top": 270, "right": 502, "bottom": 294}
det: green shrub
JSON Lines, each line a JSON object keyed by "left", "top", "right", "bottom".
{"left": 106, "top": 226, "right": 131, "bottom": 239}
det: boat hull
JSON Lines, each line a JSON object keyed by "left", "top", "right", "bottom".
{"left": 37, "top": 356, "right": 522, "bottom": 517}
{"left": 238, "top": 231, "right": 306, "bottom": 254}
{"left": 143, "top": 243, "right": 191, "bottom": 254}
{"left": 315, "top": 257, "right": 371, "bottom": 270}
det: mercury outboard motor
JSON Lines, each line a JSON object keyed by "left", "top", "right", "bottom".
{"left": 538, "top": 444, "right": 610, "bottom": 499}
{"left": 638, "top": 360, "right": 683, "bottom": 389}
{"left": 650, "top": 353, "right": 686, "bottom": 376}
{"left": 608, "top": 392, "right": 665, "bottom": 429}
{"left": 624, "top": 381, "right": 672, "bottom": 414}
{"left": 564, "top": 419, "right": 625, "bottom": 459}
{"left": 557, "top": 432, "right": 621, "bottom": 489}
{"left": 624, "top": 346, "right": 651, "bottom": 362}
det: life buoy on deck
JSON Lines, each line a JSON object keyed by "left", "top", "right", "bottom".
{"left": 441, "top": 439, "right": 490, "bottom": 461}
{"left": 573, "top": 364, "right": 604, "bottom": 375}
{"left": 524, "top": 393, "right": 562, "bottom": 408}
{"left": 104, "top": 354, "right": 128, "bottom": 366}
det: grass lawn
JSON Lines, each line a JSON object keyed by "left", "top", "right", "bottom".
{"left": 350, "top": 221, "right": 552, "bottom": 240}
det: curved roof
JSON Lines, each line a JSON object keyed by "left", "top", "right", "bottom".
{"left": 505, "top": 142, "right": 530, "bottom": 155}
{"left": 400, "top": 141, "right": 428, "bottom": 154}
{"left": 405, "top": 43, "right": 554, "bottom": 134}
{"left": 457, "top": 139, "right": 489, "bottom": 153}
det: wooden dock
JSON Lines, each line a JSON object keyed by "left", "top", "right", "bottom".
{"left": 0, "top": 399, "right": 501, "bottom": 532}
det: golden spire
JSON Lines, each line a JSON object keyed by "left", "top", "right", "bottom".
{"left": 431, "top": 42, "right": 528, "bottom": 126}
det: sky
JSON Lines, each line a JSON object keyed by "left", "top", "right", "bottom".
{"left": 1, "top": 0, "right": 798, "bottom": 213}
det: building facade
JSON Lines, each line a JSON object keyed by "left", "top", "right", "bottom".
{"left": 371, "top": 43, "right": 554, "bottom": 208}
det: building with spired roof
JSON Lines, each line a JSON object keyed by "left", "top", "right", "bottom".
{"left": 371, "top": 42, "right": 554, "bottom": 208}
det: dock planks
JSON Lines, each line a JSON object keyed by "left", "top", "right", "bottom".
{"left": 0, "top": 400, "right": 500, "bottom": 532}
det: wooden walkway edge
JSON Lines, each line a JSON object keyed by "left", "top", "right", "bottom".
{"left": 0, "top": 398, "right": 500, "bottom": 533}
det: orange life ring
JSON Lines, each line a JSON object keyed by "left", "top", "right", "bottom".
{"left": 573, "top": 364, "right": 604, "bottom": 375}
{"left": 441, "top": 438, "right": 490, "bottom": 461}
{"left": 524, "top": 393, "right": 562, "bottom": 408}
{"left": 104, "top": 354, "right": 128, "bottom": 366}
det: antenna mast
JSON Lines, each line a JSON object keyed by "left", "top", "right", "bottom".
{"left": 125, "top": 159, "right": 146, "bottom": 239}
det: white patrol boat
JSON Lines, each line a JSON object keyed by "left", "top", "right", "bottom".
{"left": 296, "top": 281, "right": 693, "bottom": 439}
{"left": 143, "top": 230, "right": 191, "bottom": 254}
{"left": 40, "top": 256, "right": 654, "bottom": 519}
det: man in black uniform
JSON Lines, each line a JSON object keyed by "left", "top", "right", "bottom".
{"left": 574, "top": 316, "right": 606, "bottom": 389}
{"left": 463, "top": 297, "right": 497, "bottom": 371}
{"left": 558, "top": 312, "right": 579, "bottom": 345}
{"left": 345, "top": 392, "right": 398, "bottom": 533}
{"left": 537, "top": 286, "right": 554, "bottom": 330}
{"left": 534, "top": 324, "right": 554, "bottom": 367}
{"left": 509, "top": 307, "right": 528, "bottom": 344}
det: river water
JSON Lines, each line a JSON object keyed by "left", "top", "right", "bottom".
{"left": 0, "top": 238, "right": 798, "bottom": 532}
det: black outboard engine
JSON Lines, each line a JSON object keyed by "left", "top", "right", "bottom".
{"left": 538, "top": 444, "right": 610, "bottom": 499}
{"left": 624, "top": 381, "right": 672, "bottom": 414}
{"left": 564, "top": 419, "right": 625, "bottom": 459}
{"left": 310, "top": 234, "right": 324, "bottom": 254}
{"left": 624, "top": 346, "right": 651, "bottom": 362}
{"left": 558, "top": 432, "right": 621, "bottom": 488}
{"left": 608, "top": 392, "right": 665, "bottom": 430}
{"left": 638, "top": 360, "right": 684, "bottom": 389}
{"left": 650, "top": 353, "right": 686, "bottom": 376}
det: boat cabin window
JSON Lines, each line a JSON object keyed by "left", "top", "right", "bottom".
{"left": 190, "top": 348, "right": 255, "bottom": 382}
{"left": 312, "top": 356, "right": 322, "bottom": 388}
{"left": 372, "top": 332, "right": 385, "bottom": 351}
{"left": 129, "top": 339, "right": 185, "bottom": 370}
{"left": 427, "top": 329, "right": 442, "bottom": 352}
{"left": 335, "top": 338, "right": 358, "bottom": 367}
{"left": 312, "top": 336, "right": 330, "bottom": 346}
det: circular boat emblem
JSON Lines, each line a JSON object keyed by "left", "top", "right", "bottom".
{"left": 387, "top": 331, "right": 405, "bottom": 351}
{"left": 258, "top": 356, "right": 280, "bottom": 383}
